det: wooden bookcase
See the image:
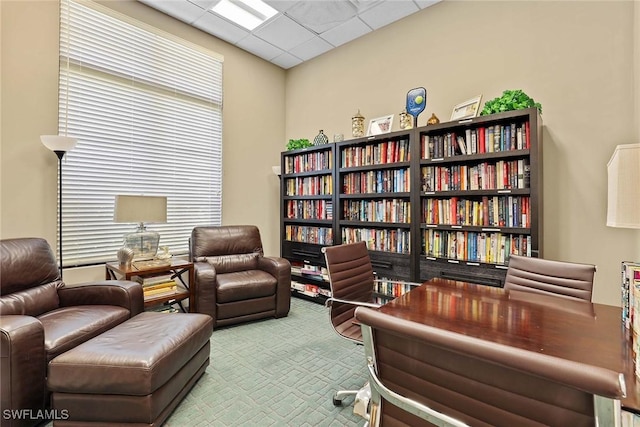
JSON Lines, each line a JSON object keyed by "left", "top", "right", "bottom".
{"left": 280, "top": 107, "right": 543, "bottom": 298}
{"left": 280, "top": 143, "right": 336, "bottom": 303}
{"left": 416, "top": 107, "right": 542, "bottom": 286}
{"left": 336, "top": 129, "right": 413, "bottom": 281}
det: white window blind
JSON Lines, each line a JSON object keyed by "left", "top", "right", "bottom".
{"left": 58, "top": 0, "right": 223, "bottom": 266}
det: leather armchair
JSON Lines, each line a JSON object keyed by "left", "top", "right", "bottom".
{"left": 190, "top": 225, "right": 290, "bottom": 328}
{"left": 0, "top": 237, "right": 143, "bottom": 427}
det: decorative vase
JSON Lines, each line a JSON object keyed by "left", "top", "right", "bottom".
{"left": 427, "top": 113, "right": 440, "bottom": 126}
{"left": 117, "top": 246, "right": 134, "bottom": 266}
{"left": 313, "top": 130, "right": 329, "bottom": 145}
{"left": 351, "top": 110, "right": 365, "bottom": 138}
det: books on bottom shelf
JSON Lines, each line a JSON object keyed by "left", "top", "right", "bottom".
{"left": 142, "top": 280, "right": 181, "bottom": 299}
{"left": 291, "top": 280, "right": 331, "bottom": 298}
{"left": 133, "top": 273, "right": 174, "bottom": 286}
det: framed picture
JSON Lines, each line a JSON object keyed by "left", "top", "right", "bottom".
{"left": 450, "top": 95, "right": 483, "bottom": 121}
{"left": 367, "top": 114, "right": 394, "bottom": 136}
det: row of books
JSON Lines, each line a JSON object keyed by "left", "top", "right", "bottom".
{"left": 421, "top": 159, "right": 530, "bottom": 192}
{"left": 291, "top": 262, "right": 329, "bottom": 281}
{"left": 342, "top": 199, "right": 411, "bottom": 223}
{"left": 285, "top": 200, "right": 333, "bottom": 220}
{"left": 422, "top": 230, "right": 532, "bottom": 264}
{"left": 132, "top": 273, "right": 181, "bottom": 299}
{"left": 422, "top": 196, "right": 530, "bottom": 228}
{"left": 284, "top": 151, "right": 333, "bottom": 174}
{"left": 342, "top": 227, "right": 411, "bottom": 254}
{"left": 341, "top": 138, "right": 410, "bottom": 168}
{"left": 284, "top": 225, "right": 333, "bottom": 245}
{"left": 291, "top": 281, "right": 331, "bottom": 298}
{"left": 421, "top": 121, "right": 530, "bottom": 159}
{"left": 342, "top": 168, "right": 410, "bottom": 194}
{"left": 621, "top": 261, "right": 640, "bottom": 378}
{"left": 373, "top": 278, "right": 417, "bottom": 298}
{"left": 285, "top": 176, "right": 333, "bottom": 196}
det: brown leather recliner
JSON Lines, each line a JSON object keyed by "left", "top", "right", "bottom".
{"left": 190, "top": 225, "right": 290, "bottom": 328}
{"left": 0, "top": 237, "right": 143, "bottom": 427}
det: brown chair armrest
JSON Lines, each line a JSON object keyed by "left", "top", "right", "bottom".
{"left": 0, "top": 315, "right": 46, "bottom": 418}
{"left": 258, "top": 256, "right": 291, "bottom": 317}
{"left": 58, "top": 280, "right": 144, "bottom": 317}
{"left": 193, "top": 262, "right": 217, "bottom": 317}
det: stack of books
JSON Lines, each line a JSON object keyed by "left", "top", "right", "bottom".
{"left": 621, "top": 261, "right": 640, "bottom": 377}
{"left": 134, "top": 273, "right": 179, "bottom": 299}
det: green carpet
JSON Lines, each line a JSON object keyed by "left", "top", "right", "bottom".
{"left": 164, "top": 297, "right": 367, "bottom": 426}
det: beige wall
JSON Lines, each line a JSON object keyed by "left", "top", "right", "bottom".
{"left": 636, "top": 0, "right": 640, "bottom": 142}
{"left": 0, "top": 0, "right": 285, "bottom": 283}
{"left": 285, "top": 0, "right": 640, "bottom": 306}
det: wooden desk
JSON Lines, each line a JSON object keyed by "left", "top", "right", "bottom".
{"left": 378, "top": 278, "right": 640, "bottom": 413}
{"left": 105, "top": 258, "right": 194, "bottom": 312}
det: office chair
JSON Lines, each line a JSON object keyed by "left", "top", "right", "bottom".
{"left": 355, "top": 306, "right": 626, "bottom": 427}
{"left": 322, "top": 241, "right": 381, "bottom": 407}
{"left": 504, "top": 254, "right": 596, "bottom": 302}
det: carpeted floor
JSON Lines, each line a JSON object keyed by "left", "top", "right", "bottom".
{"left": 164, "top": 297, "right": 368, "bottom": 426}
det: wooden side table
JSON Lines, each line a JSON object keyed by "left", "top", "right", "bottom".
{"left": 105, "top": 258, "right": 195, "bottom": 312}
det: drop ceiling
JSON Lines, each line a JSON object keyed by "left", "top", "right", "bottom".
{"left": 137, "top": 0, "right": 441, "bottom": 69}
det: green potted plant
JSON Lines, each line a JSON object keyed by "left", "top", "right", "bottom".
{"left": 480, "top": 89, "right": 542, "bottom": 116}
{"left": 286, "top": 138, "right": 312, "bottom": 150}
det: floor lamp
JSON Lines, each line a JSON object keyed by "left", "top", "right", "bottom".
{"left": 41, "top": 135, "right": 78, "bottom": 279}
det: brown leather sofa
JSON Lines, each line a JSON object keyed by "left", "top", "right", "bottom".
{"left": 190, "top": 225, "right": 291, "bottom": 328}
{"left": 0, "top": 237, "right": 143, "bottom": 427}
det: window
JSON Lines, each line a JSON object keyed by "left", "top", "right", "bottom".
{"left": 58, "top": 0, "right": 223, "bottom": 266}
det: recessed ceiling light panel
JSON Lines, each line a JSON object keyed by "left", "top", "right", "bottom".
{"left": 211, "top": 0, "right": 278, "bottom": 30}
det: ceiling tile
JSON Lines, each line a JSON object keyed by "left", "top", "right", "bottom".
{"left": 253, "top": 15, "right": 316, "bottom": 52}
{"left": 358, "top": 0, "right": 419, "bottom": 30}
{"left": 187, "top": 0, "right": 217, "bottom": 10}
{"left": 138, "top": 0, "right": 436, "bottom": 70}
{"left": 348, "top": 0, "right": 383, "bottom": 13}
{"left": 236, "top": 34, "right": 284, "bottom": 61}
{"left": 319, "top": 16, "right": 371, "bottom": 47}
{"left": 264, "top": 0, "right": 298, "bottom": 13}
{"left": 414, "top": 0, "right": 442, "bottom": 9}
{"left": 285, "top": 1, "right": 357, "bottom": 33}
{"left": 138, "top": 0, "right": 208, "bottom": 24}
{"left": 192, "top": 11, "right": 250, "bottom": 44}
{"left": 289, "top": 36, "right": 334, "bottom": 62}
{"left": 270, "top": 52, "right": 303, "bottom": 69}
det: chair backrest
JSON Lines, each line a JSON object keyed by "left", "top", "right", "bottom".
{"left": 355, "top": 306, "right": 625, "bottom": 427}
{"left": 1, "top": 237, "right": 62, "bottom": 316}
{"left": 190, "top": 225, "right": 264, "bottom": 273}
{"left": 322, "top": 241, "right": 375, "bottom": 342}
{"left": 504, "top": 254, "right": 596, "bottom": 302}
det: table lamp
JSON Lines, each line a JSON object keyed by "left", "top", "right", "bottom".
{"left": 114, "top": 195, "right": 167, "bottom": 260}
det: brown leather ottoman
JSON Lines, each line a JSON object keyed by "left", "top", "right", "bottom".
{"left": 47, "top": 311, "right": 213, "bottom": 426}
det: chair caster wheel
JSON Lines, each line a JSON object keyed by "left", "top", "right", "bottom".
{"left": 333, "top": 397, "right": 342, "bottom": 406}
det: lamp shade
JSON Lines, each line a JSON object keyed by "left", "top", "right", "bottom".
{"left": 607, "top": 143, "right": 640, "bottom": 229}
{"left": 40, "top": 135, "right": 78, "bottom": 152}
{"left": 114, "top": 195, "right": 167, "bottom": 224}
